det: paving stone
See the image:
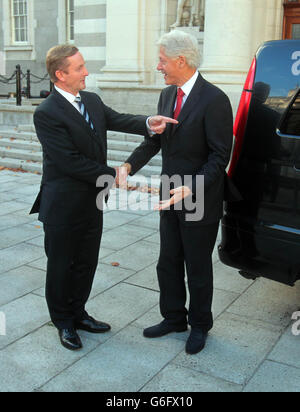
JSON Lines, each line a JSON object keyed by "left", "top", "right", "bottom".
{"left": 212, "top": 288, "right": 239, "bottom": 319}
{"left": 243, "top": 360, "right": 300, "bottom": 392}
{"left": 103, "top": 210, "right": 141, "bottom": 230}
{"left": 214, "top": 261, "right": 254, "bottom": 294}
{"left": 143, "top": 231, "right": 160, "bottom": 244}
{"left": 0, "top": 213, "right": 31, "bottom": 230}
{"left": 84, "top": 282, "right": 158, "bottom": 334}
{"left": 173, "top": 312, "right": 283, "bottom": 385}
{"left": 141, "top": 363, "right": 242, "bottom": 392}
{"left": 10, "top": 184, "right": 40, "bottom": 196}
{"left": 132, "top": 288, "right": 239, "bottom": 343}
{"left": 0, "top": 181, "right": 31, "bottom": 193}
{"left": 227, "top": 278, "right": 300, "bottom": 328}
{"left": 129, "top": 213, "right": 160, "bottom": 230}
{"left": 125, "top": 264, "right": 159, "bottom": 291}
{"left": 267, "top": 326, "right": 300, "bottom": 369}
{"left": 101, "top": 224, "right": 155, "bottom": 251}
{"left": 26, "top": 235, "right": 44, "bottom": 248}
{"left": 0, "top": 192, "right": 18, "bottom": 202}
{"left": 0, "top": 243, "right": 45, "bottom": 275}
{"left": 40, "top": 325, "right": 185, "bottom": 392}
{"left": 0, "top": 265, "right": 45, "bottom": 306}
{"left": 102, "top": 240, "right": 160, "bottom": 271}
{"left": 0, "top": 293, "right": 49, "bottom": 349}
{"left": 0, "top": 223, "right": 42, "bottom": 248}
{"left": 0, "top": 324, "right": 99, "bottom": 392}
{"left": 0, "top": 200, "right": 30, "bottom": 215}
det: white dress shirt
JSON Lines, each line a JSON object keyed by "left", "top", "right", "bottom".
{"left": 174, "top": 70, "right": 199, "bottom": 111}
{"left": 54, "top": 85, "right": 81, "bottom": 112}
{"left": 146, "top": 70, "right": 199, "bottom": 135}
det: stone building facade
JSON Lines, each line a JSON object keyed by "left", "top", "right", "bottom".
{"left": 0, "top": 0, "right": 299, "bottom": 114}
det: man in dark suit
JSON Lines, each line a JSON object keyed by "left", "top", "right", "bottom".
{"left": 118, "top": 31, "right": 234, "bottom": 354}
{"left": 31, "top": 44, "right": 176, "bottom": 351}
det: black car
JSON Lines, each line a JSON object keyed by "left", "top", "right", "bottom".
{"left": 219, "top": 40, "right": 300, "bottom": 286}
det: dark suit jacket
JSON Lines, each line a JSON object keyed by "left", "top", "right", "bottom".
{"left": 31, "top": 88, "right": 147, "bottom": 225}
{"left": 126, "top": 73, "right": 234, "bottom": 226}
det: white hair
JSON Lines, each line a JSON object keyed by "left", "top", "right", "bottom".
{"left": 157, "top": 30, "right": 201, "bottom": 69}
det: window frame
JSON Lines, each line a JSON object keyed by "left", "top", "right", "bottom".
{"left": 66, "top": 0, "right": 75, "bottom": 43}
{"left": 11, "top": 0, "right": 29, "bottom": 45}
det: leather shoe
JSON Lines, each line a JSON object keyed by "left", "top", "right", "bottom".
{"left": 58, "top": 328, "right": 82, "bottom": 351}
{"left": 143, "top": 320, "right": 187, "bottom": 338}
{"left": 75, "top": 316, "right": 111, "bottom": 334}
{"left": 185, "top": 328, "right": 207, "bottom": 355}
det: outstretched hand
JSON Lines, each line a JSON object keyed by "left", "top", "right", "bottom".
{"left": 154, "top": 186, "right": 192, "bottom": 211}
{"left": 148, "top": 115, "right": 178, "bottom": 135}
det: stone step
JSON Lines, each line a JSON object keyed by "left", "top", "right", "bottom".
{"left": 108, "top": 139, "right": 143, "bottom": 153}
{"left": 0, "top": 130, "right": 39, "bottom": 142}
{"left": 108, "top": 160, "right": 161, "bottom": 178}
{"left": 0, "top": 127, "right": 162, "bottom": 177}
{"left": 107, "top": 149, "right": 161, "bottom": 166}
{"left": 0, "top": 157, "right": 42, "bottom": 174}
{"left": 0, "top": 129, "right": 151, "bottom": 148}
{"left": 0, "top": 147, "right": 42, "bottom": 162}
{"left": 15, "top": 126, "right": 147, "bottom": 143}
{"left": 17, "top": 124, "right": 35, "bottom": 133}
{"left": 0, "top": 137, "right": 41, "bottom": 152}
{"left": 107, "top": 131, "right": 145, "bottom": 143}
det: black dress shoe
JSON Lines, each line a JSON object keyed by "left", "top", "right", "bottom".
{"left": 58, "top": 328, "right": 83, "bottom": 351}
{"left": 185, "top": 328, "right": 207, "bottom": 355}
{"left": 75, "top": 316, "right": 111, "bottom": 334}
{"left": 143, "top": 320, "right": 187, "bottom": 338}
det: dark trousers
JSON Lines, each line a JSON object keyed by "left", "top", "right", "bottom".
{"left": 157, "top": 210, "right": 219, "bottom": 332}
{"left": 43, "top": 212, "right": 103, "bottom": 329}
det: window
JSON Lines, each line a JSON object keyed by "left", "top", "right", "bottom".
{"left": 12, "top": 0, "right": 28, "bottom": 43}
{"left": 67, "top": 0, "right": 75, "bottom": 42}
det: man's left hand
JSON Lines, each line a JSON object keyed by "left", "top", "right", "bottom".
{"left": 148, "top": 115, "right": 178, "bottom": 135}
{"left": 154, "top": 186, "right": 192, "bottom": 211}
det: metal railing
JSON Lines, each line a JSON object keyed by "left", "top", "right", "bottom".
{"left": 0, "top": 65, "right": 53, "bottom": 106}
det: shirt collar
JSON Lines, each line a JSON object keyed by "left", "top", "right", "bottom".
{"left": 54, "top": 85, "right": 80, "bottom": 104}
{"left": 180, "top": 71, "right": 199, "bottom": 98}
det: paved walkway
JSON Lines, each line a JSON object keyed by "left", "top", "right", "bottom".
{"left": 0, "top": 169, "right": 300, "bottom": 393}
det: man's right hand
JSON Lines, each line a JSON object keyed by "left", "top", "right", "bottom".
{"left": 114, "top": 163, "right": 132, "bottom": 189}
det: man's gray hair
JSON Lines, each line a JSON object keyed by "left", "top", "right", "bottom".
{"left": 157, "top": 30, "right": 201, "bottom": 69}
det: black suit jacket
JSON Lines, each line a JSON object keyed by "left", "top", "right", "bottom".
{"left": 31, "top": 88, "right": 147, "bottom": 225}
{"left": 126, "top": 73, "right": 234, "bottom": 226}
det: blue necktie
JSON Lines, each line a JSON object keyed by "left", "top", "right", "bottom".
{"left": 75, "top": 96, "right": 94, "bottom": 130}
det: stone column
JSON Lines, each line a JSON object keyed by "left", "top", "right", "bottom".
{"left": 97, "top": 0, "right": 165, "bottom": 114}
{"left": 201, "top": 0, "right": 253, "bottom": 87}
{"left": 97, "top": 0, "right": 148, "bottom": 88}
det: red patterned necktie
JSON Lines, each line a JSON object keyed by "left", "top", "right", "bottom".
{"left": 173, "top": 88, "right": 185, "bottom": 120}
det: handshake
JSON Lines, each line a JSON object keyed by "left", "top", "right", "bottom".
{"left": 113, "top": 114, "right": 178, "bottom": 189}
{"left": 114, "top": 162, "right": 132, "bottom": 190}
{"left": 113, "top": 114, "right": 192, "bottom": 211}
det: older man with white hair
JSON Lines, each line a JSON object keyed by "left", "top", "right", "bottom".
{"left": 119, "top": 30, "right": 234, "bottom": 354}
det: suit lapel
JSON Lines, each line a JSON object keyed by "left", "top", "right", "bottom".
{"left": 80, "top": 92, "right": 107, "bottom": 156}
{"left": 161, "top": 87, "right": 177, "bottom": 138}
{"left": 53, "top": 88, "right": 88, "bottom": 131}
{"left": 53, "top": 89, "right": 105, "bottom": 156}
{"left": 172, "top": 73, "right": 205, "bottom": 135}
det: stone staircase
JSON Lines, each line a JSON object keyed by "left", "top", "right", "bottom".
{"left": 0, "top": 124, "right": 162, "bottom": 179}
